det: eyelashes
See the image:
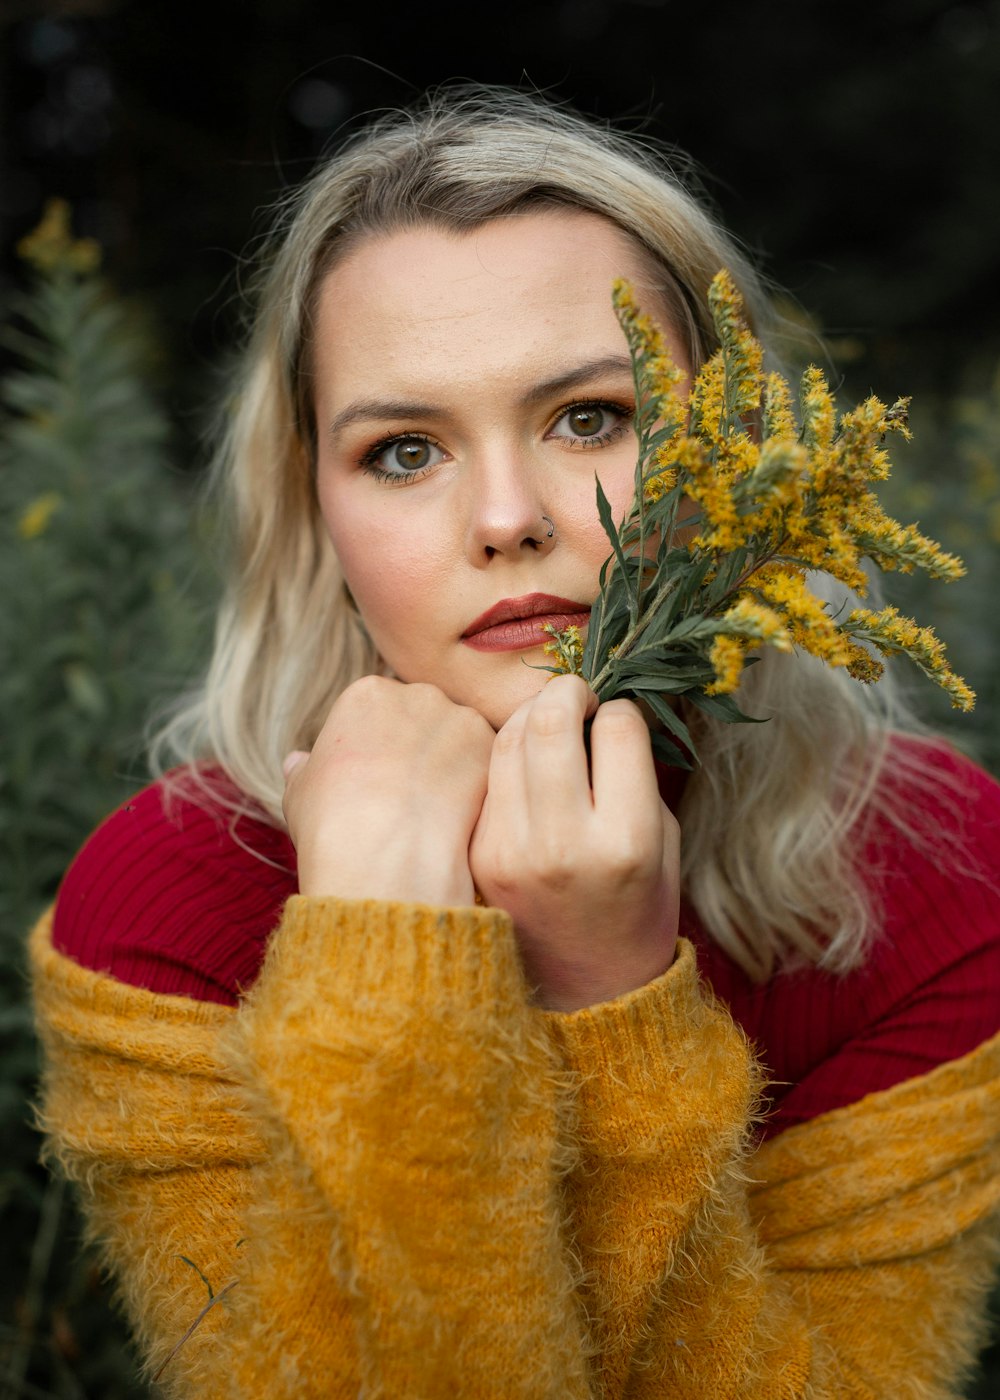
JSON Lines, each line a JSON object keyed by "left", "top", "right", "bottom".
{"left": 357, "top": 398, "right": 635, "bottom": 486}
{"left": 359, "top": 433, "right": 445, "bottom": 484}
{"left": 547, "top": 400, "right": 633, "bottom": 449}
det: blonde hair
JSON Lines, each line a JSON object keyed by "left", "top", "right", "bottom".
{"left": 152, "top": 85, "right": 937, "bottom": 982}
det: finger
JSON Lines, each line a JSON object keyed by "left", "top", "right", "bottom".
{"left": 521, "top": 675, "right": 596, "bottom": 818}
{"left": 588, "top": 699, "right": 663, "bottom": 824}
{"left": 482, "top": 693, "right": 533, "bottom": 830}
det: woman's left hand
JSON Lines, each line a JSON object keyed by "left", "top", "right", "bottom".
{"left": 469, "top": 675, "right": 680, "bottom": 1011}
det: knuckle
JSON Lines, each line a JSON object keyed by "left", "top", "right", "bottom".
{"left": 536, "top": 836, "right": 578, "bottom": 885}
{"left": 595, "top": 698, "right": 644, "bottom": 733}
{"left": 459, "top": 704, "right": 493, "bottom": 740}
{"left": 604, "top": 844, "right": 645, "bottom": 882}
{"left": 335, "top": 673, "right": 393, "bottom": 718}
{"left": 527, "top": 705, "right": 571, "bottom": 740}
{"left": 476, "top": 842, "right": 519, "bottom": 892}
{"left": 602, "top": 824, "right": 657, "bottom": 879}
{"left": 526, "top": 686, "right": 580, "bottom": 738}
{"left": 345, "top": 673, "right": 390, "bottom": 700}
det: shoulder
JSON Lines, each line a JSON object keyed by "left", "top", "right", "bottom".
{"left": 868, "top": 735, "right": 1000, "bottom": 936}
{"left": 833, "top": 734, "right": 1000, "bottom": 1085}
{"left": 52, "top": 769, "right": 297, "bottom": 1005}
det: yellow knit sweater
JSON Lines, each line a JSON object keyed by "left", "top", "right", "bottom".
{"left": 30, "top": 896, "right": 1000, "bottom": 1398}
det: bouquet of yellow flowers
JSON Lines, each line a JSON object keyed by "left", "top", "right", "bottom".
{"left": 543, "top": 272, "right": 974, "bottom": 767}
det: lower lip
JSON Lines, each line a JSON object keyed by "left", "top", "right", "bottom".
{"left": 462, "top": 611, "right": 590, "bottom": 653}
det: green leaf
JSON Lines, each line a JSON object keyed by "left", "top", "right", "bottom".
{"left": 594, "top": 474, "right": 635, "bottom": 616}
{"left": 685, "top": 689, "right": 766, "bottom": 724}
{"left": 650, "top": 731, "right": 694, "bottom": 769}
{"left": 638, "top": 690, "right": 696, "bottom": 752}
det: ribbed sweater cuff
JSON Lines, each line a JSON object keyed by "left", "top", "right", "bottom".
{"left": 541, "top": 937, "right": 703, "bottom": 1073}
{"left": 258, "top": 894, "right": 524, "bottom": 1015}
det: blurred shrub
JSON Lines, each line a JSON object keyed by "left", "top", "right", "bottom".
{"left": 0, "top": 202, "right": 212, "bottom": 1397}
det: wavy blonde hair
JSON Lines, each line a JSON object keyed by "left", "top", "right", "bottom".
{"left": 153, "top": 85, "right": 937, "bottom": 982}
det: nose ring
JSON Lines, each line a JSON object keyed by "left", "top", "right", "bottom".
{"left": 541, "top": 515, "right": 555, "bottom": 539}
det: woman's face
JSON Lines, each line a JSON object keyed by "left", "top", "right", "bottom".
{"left": 312, "top": 209, "right": 690, "bottom": 729}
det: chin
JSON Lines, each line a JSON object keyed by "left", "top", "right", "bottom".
{"left": 464, "top": 666, "right": 552, "bottom": 731}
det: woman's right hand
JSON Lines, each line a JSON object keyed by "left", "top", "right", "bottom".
{"left": 282, "top": 675, "right": 494, "bottom": 906}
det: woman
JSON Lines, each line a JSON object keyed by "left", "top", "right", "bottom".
{"left": 32, "top": 88, "right": 1000, "bottom": 1396}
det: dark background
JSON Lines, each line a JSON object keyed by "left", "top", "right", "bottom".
{"left": 3, "top": 0, "right": 1000, "bottom": 450}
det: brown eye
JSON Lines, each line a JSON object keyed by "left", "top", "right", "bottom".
{"left": 568, "top": 406, "right": 607, "bottom": 437}
{"left": 391, "top": 439, "right": 432, "bottom": 471}
{"left": 548, "top": 401, "right": 631, "bottom": 449}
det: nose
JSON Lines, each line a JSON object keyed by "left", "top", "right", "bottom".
{"left": 463, "top": 445, "right": 556, "bottom": 563}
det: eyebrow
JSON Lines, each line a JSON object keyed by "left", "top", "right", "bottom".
{"left": 326, "top": 354, "right": 635, "bottom": 440}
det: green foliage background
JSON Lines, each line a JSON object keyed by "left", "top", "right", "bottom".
{"left": 0, "top": 238, "right": 997, "bottom": 1396}
{"left": 1, "top": 238, "right": 211, "bottom": 1396}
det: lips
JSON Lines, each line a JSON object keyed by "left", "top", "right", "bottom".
{"left": 461, "top": 593, "right": 591, "bottom": 653}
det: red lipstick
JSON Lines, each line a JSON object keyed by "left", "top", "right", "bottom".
{"left": 461, "top": 593, "right": 591, "bottom": 653}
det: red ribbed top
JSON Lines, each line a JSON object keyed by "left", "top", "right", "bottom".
{"left": 52, "top": 741, "right": 1000, "bottom": 1138}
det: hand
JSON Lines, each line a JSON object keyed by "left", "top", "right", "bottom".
{"left": 283, "top": 676, "right": 494, "bottom": 906}
{"left": 469, "top": 675, "right": 680, "bottom": 1011}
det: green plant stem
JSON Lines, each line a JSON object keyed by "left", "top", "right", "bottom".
{"left": 587, "top": 572, "right": 683, "bottom": 694}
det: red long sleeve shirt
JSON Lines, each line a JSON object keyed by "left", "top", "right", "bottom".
{"left": 51, "top": 738, "right": 1000, "bottom": 1138}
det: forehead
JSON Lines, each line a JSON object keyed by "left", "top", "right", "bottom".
{"left": 312, "top": 211, "right": 671, "bottom": 370}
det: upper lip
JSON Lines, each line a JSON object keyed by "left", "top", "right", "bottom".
{"left": 462, "top": 593, "right": 591, "bottom": 638}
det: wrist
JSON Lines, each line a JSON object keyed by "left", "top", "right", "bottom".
{"left": 521, "top": 938, "right": 678, "bottom": 1012}
{"left": 297, "top": 839, "right": 474, "bottom": 906}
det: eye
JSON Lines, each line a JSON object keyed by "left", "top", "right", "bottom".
{"left": 548, "top": 401, "right": 633, "bottom": 449}
{"left": 360, "top": 433, "right": 448, "bottom": 483}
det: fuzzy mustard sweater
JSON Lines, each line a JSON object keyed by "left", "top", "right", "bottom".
{"left": 31, "top": 896, "right": 1000, "bottom": 1399}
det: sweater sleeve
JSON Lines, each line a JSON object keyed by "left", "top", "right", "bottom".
{"left": 31, "top": 898, "right": 591, "bottom": 1398}
{"left": 545, "top": 938, "right": 1000, "bottom": 1399}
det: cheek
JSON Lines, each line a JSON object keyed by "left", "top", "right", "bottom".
{"left": 319, "top": 489, "right": 441, "bottom": 653}
{"left": 572, "top": 452, "right": 636, "bottom": 553}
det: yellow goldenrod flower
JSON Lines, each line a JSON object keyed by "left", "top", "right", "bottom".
{"left": 688, "top": 353, "right": 728, "bottom": 446}
{"left": 17, "top": 491, "right": 62, "bottom": 540}
{"left": 763, "top": 371, "right": 798, "bottom": 442}
{"left": 706, "top": 634, "right": 748, "bottom": 695}
{"left": 542, "top": 622, "right": 584, "bottom": 675}
{"left": 844, "top": 643, "right": 885, "bottom": 685}
{"left": 752, "top": 568, "right": 855, "bottom": 666}
{"left": 720, "top": 599, "right": 793, "bottom": 651}
{"left": 847, "top": 606, "right": 975, "bottom": 710}
{"left": 612, "top": 279, "right": 685, "bottom": 429}
{"left": 801, "top": 366, "right": 836, "bottom": 452}
{"left": 707, "top": 270, "right": 763, "bottom": 416}
{"left": 849, "top": 500, "right": 965, "bottom": 579}
{"left": 643, "top": 463, "right": 678, "bottom": 502}
{"left": 585, "top": 274, "right": 975, "bottom": 745}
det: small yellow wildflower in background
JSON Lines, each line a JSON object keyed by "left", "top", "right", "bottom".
{"left": 542, "top": 270, "right": 974, "bottom": 765}
{"left": 18, "top": 199, "right": 101, "bottom": 276}
{"left": 17, "top": 492, "right": 63, "bottom": 540}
